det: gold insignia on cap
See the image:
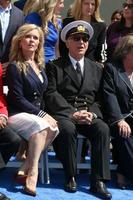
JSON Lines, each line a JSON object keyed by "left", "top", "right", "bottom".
{"left": 77, "top": 25, "right": 85, "bottom": 32}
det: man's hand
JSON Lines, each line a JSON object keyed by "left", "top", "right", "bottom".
{"left": 0, "top": 116, "right": 7, "bottom": 130}
{"left": 117, "top": 120, "right": 131, "bottom": 138}
{"left": 72, "top": 110, "right": 94, "bottom": 125}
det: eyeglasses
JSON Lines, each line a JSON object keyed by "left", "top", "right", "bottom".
{"left": 122, "top": 2, "right": 133, "bottom": 9}
{"left": 70, "top": 35, "right": 89, "bottom": 42}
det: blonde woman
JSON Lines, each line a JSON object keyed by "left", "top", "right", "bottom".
{"left": 6, "top": 24, "right": 58, "bottom": 196}
{"left": 59, "top": 0, "right": 106, "bottom": 63}
{"left": 25, "top": 0, "right": 64, "bottom": 63}
{"left": 23, "top": 0, "right": 40, "bottom": 16}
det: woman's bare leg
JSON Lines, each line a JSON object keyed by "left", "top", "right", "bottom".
{"left": 25, "top": 128, "right": 57, "bottom": 193}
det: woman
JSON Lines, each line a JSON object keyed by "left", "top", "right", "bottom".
{"left": 6, "top": 24, "right": 58, "bottom": 196}
{"left": 59, "top": 0, "right": 106, "bottom": 62}
{"left": 103, "top": 34, "right": 133, "bottom": 189}
{"left": 23, "top": 0, "right": 40, "bottom": 16}
{"left": 111, "top": 10, "right": 122, "bottom": 23}
{"left": 106, "top": 0, "right": 133, "bottom": 62}
{"left": 25, "top": 0, "right": 64, "bottom": 63}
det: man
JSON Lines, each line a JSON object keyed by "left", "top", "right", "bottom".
{"left": 0, "top": 0, "right": 24, "bottom": 77}
{"left": 46, "top": 20, "right": 112, "bottom": 199}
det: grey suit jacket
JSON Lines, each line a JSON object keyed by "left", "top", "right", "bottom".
{"left": 0, "top": 5, "right": 24, "bottom": 63}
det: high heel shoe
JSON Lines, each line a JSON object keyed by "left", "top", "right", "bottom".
{"left": 117, "top": 173, "right": 126, "bottom": 190}
{"left": 23, "top": 186, "right": 36, "bottom": 196}
{"left": 23, "top": 170, "right": 38, "bottom": 196}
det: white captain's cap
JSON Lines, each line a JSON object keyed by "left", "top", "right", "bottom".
{"left": 61, "top": 20, "right": 94, "bottom": 42}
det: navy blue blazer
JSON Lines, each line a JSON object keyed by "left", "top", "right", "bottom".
{"left": 103, "top": 62, "right": 133, "bottom": 125}
{"left": 0, "top": 5, "right": 24, "bottom": 63}
{"left": 6, "top": 63, "right": 48, "bottom": 117}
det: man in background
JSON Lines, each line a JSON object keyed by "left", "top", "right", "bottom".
{"left": 0, "top": 0, "right": 24, "bottom": 78}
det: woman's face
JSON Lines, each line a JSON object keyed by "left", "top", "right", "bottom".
{"left": 111, "top": 13, "right": 122, "bottom": 23}
{"left": 122, "top": 0, "right": 133, "bottom": 19}
{"left": 81, "top": 0, "right": 96, "bottom": 18}
{"left": 54, "top": 0, "right": 64, "bottom": 15}
{"left": 20, "top": 29, "right": 40, "bottom": 55}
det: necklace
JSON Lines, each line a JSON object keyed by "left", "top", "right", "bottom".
{"left": 27, "top": 60, "right": 41, "bottom": 75}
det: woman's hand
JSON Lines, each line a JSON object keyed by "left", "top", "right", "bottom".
{"left": 0, "top": 116, "right": 7, "bottom": 130}
{"left": 43, "top": 114, "right": 58, "bottom": 129}
{"left": 117, "top": 120, "right": 131, "bottom": 138}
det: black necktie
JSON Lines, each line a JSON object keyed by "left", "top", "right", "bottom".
{"left": 76, "top": 62, "right": 82, "bottom": 84}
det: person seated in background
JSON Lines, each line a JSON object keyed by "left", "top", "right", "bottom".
{"left": 110, "top": 9, "right": 122, "bottom": 23}
{"left": 103, "top": 34, "right": 133, "bottom": 189}
{"left": 106, "top": 0, "right": 133, "bottom": 63}
{"left": 6, "top": 24, "right": 59, "bottom": 196}
{"left": 0, "top": 0, "right": 24, "bottom": 79}
{"left": 0, "top": 63, "right": 21, "bottom": 170}
{"left": 45, "top": 20, "right": 112, "bottom": 199}
{"left": 59, "top": 0, "right": 107, "bottom": 63}
{"left": 24, "top": 0, "right": 64, "bottom": 64}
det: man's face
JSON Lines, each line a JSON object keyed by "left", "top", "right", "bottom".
{"left": 0, "top": 0, "right": 11, "bottom": 6}
{"left": 66, "top": 33, "right": 89, "bottom": 60}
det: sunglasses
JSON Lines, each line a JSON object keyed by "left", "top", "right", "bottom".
{"left": 70, "top": 35, "right": 89, "bottom": 42}
{"left": 122, "top": 2, "right": 133, "bottom": 9}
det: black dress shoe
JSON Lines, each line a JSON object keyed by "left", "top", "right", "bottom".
{"left": 0, "top": 192, "right": 10, "bottom": 200}
{"left": 64, "top": 177, "right": 77, "bottom": 193}
{"left": 117, "top": 173, "right": 126, "bottom": 190}
{"left": 117, "top": 182, "right": 126, "bottom": 190}
{"left": 89, "top": 181, "right": 112, "bottom": 199}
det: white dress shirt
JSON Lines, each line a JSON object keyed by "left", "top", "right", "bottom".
{"left": 69, "top": 54, "right": 84, "bottom": 75}
{"left": 0, "top": 3, "right": 12, "bottom": 42}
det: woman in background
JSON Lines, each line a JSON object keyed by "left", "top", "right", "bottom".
{"left": 106, "top": 0, "right": 133, "bottom": 62}
{"left": 110, "top": 10, "right": 122, "bottom": 23}
{"left": 25, "top": 0, "right": 64, "bottom": 63}
{"left": 6, "top": 24, "right": 58, "bottom": 196}
{"left": 59, "top": 0, "right": 106, "bottom": 63}
{"left": 103, "top": 34, "right": 133, "bottom": 189}
{"left": 23, "top": 0, "right": 40, "bottom": 16}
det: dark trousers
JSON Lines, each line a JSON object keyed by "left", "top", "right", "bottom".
{"left": 53, "top": 118, "right": 111, "bottom": 182}
{"left": 0, "top": 126, "right": 21, "bottom": 164}
{"left": 111, "top": 117, "right": 133, "bottom": 181}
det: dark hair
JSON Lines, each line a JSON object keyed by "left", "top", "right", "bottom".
{"left": 111, "top": 9, "right": 122, "bottom": 22}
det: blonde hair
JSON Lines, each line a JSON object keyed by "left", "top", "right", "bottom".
{"left": 71, "top": 0, "right": 103, "bottom": 22}
{"left": 9, "top": 24, "right": 45, "bottom": 74}
{"left": 114, "top": 34, "right": 133, "bottom": 60}
{"left": 23, "top": 0, "right": 40, "bottom": 16}
{"left": 28, "top": 0, "right": 59, "bottom": 34}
